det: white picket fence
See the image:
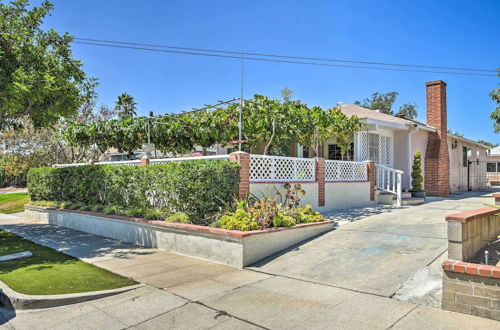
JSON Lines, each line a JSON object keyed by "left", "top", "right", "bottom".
{"left": 325, "top": 160, "right": 368, "bottom": 182}
{"left": 54, "top": 154, "right": 369, "bottom": 184}
{"left": 54, "top": 155, "right": 230, "bottom": 168}
{"left": 249, "top": 155, "right": 316, "bottom": 182}
{"left": 150, "top": 155, "right": 230, "bottom": 164}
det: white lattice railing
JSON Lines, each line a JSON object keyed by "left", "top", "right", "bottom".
{"left": 325, "top": 160, "right": 367, "bottom": 182}
{"left": 54, "top": 155, "right": 230, "bottom": 167}
{"left": 250, "top": 155, "right": 315, "bottom": 182}
{"left": 150, "top": 155, "right": 230, "bottom": 164}
{"left": 375, "top": 164, "right": 403, "bottom": 206}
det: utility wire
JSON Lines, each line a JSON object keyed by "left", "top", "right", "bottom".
{"left": 73, "top": 41, "right": 496, "bottom": 77}
{"left": 74, "top": 37, "right": 498, "bottom": 74}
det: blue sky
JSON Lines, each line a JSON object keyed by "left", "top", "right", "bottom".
{"left": 39, "top": 0, "right": 499, "bottom": 142}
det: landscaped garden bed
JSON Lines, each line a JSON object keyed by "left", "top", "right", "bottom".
{"left": 25, "top": 161, "right": 334, "bottom": 267}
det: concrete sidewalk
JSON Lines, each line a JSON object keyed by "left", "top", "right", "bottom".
{"left": 1, "top": 194, "right": 499, "bottom": 329}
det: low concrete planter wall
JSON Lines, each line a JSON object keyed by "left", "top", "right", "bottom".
{"left": 25, "top": 206, "right": 334, "bottom": 268}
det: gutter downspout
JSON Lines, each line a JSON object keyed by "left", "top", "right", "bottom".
{"left": 408, "top": 125, "right": 419, "bottom": 189}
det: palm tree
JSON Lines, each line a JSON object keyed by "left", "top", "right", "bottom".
{"left": 115, "top": 93, "right": 137, "bottom": 119}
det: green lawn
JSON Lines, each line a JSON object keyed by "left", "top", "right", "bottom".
{"left": 0, "top": 192, "right": 30, "bottom": 214}
{"left": 0, "top": 230, "right": 136, "bottom": 295}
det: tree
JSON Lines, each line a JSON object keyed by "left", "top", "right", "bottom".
{"left": 0, "top": 0, "right": 90, "bottom": 129}
{"left": 396, "top": 103, "right": 418, "bottom": 119}
{"left": 355, "top": 91, "right": 418, "bottom": 119}
{"left": 0, "top": 120, "right": 72, "bottom": 185}
{"left": 328, "top": 108, "right": 363, "bottom": 159}
{"left": 355, "top": 92, "right": 398, "bottom": 115}
{"left": 410, "top": 149, "right": 423, "bottom": 191}
{"left": 115, "top": 93, "right": 137, "bottom": 119}
{"left": 489, "top": 68, "right": 500, "bottom": 132}
{"left": 478, "top": 140, "right": 499, "bottom": 148}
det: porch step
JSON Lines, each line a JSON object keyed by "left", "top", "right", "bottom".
{"left": 401, "top": 197, "right": 425, "bottom": 206}
{"left": 375, "top": 190, "right": 425, "bottom": 206}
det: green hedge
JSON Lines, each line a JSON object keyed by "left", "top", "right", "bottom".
{"left": 27, "top": 160, "right": 240, "bottom": 222}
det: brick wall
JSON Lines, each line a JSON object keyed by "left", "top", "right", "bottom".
{"left": 442, "top": 203, "right": 500, "bottom": 321}
{"left": 424, "top": 80, "right": 450, "bottom": 196}
{"left": 442, "top": 264, "right": 500, "bottom": 321}
{"left": 229, "top": 151, "right": 250, "bottom": 199}
{"left": 315, "top": 157, "right": 325, "bottom": 207}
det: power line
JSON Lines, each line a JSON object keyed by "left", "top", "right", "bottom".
{"left": 72, "top": 41, "right": 497, "bottom": 77}
{"left": 74, "top": 37, "right": 498, "bottom": 74}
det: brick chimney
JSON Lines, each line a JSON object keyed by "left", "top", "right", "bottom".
{"left": 424, "top": 80, "right": 450, "bottom": 196}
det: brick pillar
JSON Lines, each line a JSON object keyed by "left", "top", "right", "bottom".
{"left": 366, "top": 161, "right": 375, "bottom": 201}
{"left": 493, "top": 193, "right": 500, "bottom": 206}
{"left": 140, "top": 156, "right": 150, "bottom": 166}
{"left": 229, "top": 151, "right": 250, "bottom": 199}
{"left": 315, "top": 157, "right": 325, "bottom": 207}
{"left": 424, "top": 80, "right": 450, "bottom": 197}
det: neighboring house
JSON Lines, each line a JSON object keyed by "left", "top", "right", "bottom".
{"left": 484, "top": 146, "right": 500, "bottom": 187}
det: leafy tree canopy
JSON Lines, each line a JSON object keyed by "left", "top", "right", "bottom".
{"left": 62, "top": 90, "right": 363, "bottom": 158}
{"left": 355, "top": 91, "right": 418, "bottom": 119}
{"left": 489, "top": 68, "right": 500, "bottom": 133}
{"left": 0, "top": 0, "right": 91, "bottom": 129}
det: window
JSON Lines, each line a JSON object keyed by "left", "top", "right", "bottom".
{"left": 328, "top": 143, "right": 354, "bottom": 160}
{"left": 487, "top": 163, "right": 497, "bottom": 173}
{"left": 368, "top": 133, "right": 380, "bottom": 163}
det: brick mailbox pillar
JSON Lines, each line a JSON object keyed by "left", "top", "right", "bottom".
{"left": 366, "top": 161, "right": 375, "bottom": 201}
{"left": 229, "top": 151, "right": 250, "bottom": 199}
{"left": 315, "top": 157, "right": 325, "bottom": 207}
{"left": 140, "top": 156, "right": 150, "bottom": 166}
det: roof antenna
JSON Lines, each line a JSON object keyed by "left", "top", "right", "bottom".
{"left": 238, "top": 46, "right": 244, "bottom": 151}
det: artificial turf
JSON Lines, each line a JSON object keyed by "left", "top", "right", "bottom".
{"left": 0, "top": 192, "right": 30, "bottom": 214}
{"left": 0, "top": 230, "right": 136, "bottom": 295}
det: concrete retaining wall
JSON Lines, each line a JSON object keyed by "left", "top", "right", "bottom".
{"left": 25, "top": 206, "right": 334, "bottom": 268}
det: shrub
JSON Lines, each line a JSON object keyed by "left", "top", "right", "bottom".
{"left": 294, "top": 205, "right": 324, "bottom": 223}
{"left": 77, "top": 204, "right": 91, "bottom": 211}
{"left": 27, "top": 160, "right": 240, "bottom": 223}
{"left": 165, "top": 212, "right": 190, "bottom": 224}
{"left": 123, "top": 208, "right": 147, "bottom": 218}
{"left": 215, "top": 197, "right": 325, "bottom": 231}
{"left": 411, "top": 149, "right": 423, "bottom": 191}
{"left": 143, "top": 209, "right": 168, "bottom": 220}
{"left": 218, "top": 209, "right": 259, "bottom": 231}
{"left": 59, "top": 202, "right": 72, "bottom": 209}
{"left": 103, "top": 205, "right": 121, "bottom": 215}
{"left": 90, "top": 204, "right": 105, "bottom": 213}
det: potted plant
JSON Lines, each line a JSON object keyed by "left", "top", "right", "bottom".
{"left": 410, "top": 149, "right": 426, "bottom": 198}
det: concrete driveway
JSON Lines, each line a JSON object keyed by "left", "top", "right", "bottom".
{"left": 249, "top": 192, "right": 493, "bottom": 298}
{"left": 1, "top": 194, "right": 499, "bottom": 329}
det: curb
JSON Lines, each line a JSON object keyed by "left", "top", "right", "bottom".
{"left": 0, "top": 280, "right": 144, "bottom": 310}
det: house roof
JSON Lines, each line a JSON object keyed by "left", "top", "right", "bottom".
{"left": 341, "top": 104, "right": 489, "bottom": 149}
{"left": 340, "top": 104, "right": 435, "bottom": 131}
